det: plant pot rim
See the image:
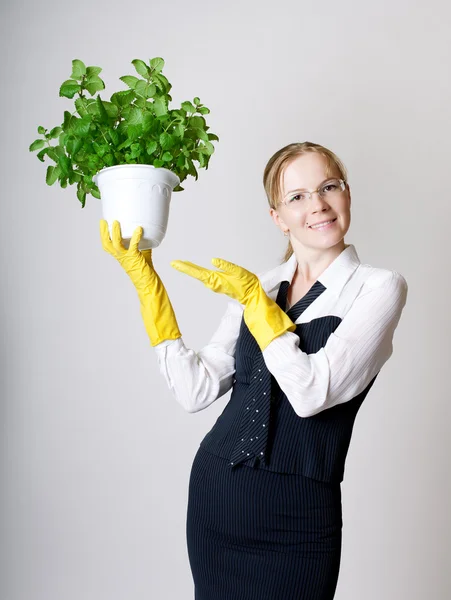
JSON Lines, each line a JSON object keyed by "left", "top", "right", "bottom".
{"left": 93, "top": 164, "right": 180, "bottom": 186}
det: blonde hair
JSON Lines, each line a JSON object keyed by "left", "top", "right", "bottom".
{"left": 263, "top": 141, "right": 349, "bottom": 263}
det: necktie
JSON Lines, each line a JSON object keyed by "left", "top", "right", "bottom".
{"left": 228, "top": 279, "right": 326, "bottom": 469}
{"left": 229, "top": 280, "right": 291, "bottom": 468}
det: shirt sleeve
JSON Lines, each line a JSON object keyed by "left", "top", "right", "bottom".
{"left": 152, "top": 299, "right": 243, "bottom": 413}
{"left": 261, "top": 270, "right": 408, "bottom": 417}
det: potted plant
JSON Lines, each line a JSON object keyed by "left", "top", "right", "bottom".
{"left": 29, "top": 57, "right": 219, "bottom": 249}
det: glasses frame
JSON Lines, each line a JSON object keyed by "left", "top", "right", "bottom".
{"left": 278, "top": 178, "right": 347, "bottom": 209}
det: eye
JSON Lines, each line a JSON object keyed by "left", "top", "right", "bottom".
{"left": 321, "top": 180, "right": 340, "bottom": 193}
{"left": 288, "top": 193, "right": 306, "bottom": 203}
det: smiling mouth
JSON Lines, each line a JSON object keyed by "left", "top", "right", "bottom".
{"left": 309, "top": 218, "right": 337, "bottom": 229}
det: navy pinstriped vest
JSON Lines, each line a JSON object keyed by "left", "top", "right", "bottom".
{"left": 199, "top": 278, "right": 378, "bottom": 483}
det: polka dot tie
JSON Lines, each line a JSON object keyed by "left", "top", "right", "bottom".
{"left": 229, "top": 280, "right": 291, "bottom": 469}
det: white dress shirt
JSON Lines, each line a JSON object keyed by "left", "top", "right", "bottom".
{"left": 153, "top": 244, "right": 408, "bottom": 417}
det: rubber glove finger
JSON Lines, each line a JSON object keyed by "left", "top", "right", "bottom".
{"left": 128, "top": 226, "right": 143, "bottom": 254}
{"left": 111, "top": 221, "right": 127, "bottom": 254}
{"left": 212, "top": 257, "right": 251, "bottom": 279}
{"left": 99, "top": 220, "right": 115, "bottom": 256}
{"left": 170, "top": 260, "right": 213, "bottom": 283}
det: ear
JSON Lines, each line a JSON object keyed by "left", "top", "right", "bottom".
{"left": 269, "top": 207, "right": 287, "bottom": 231}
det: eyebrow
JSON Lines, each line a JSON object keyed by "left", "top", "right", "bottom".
{"left": 284, "top": 178, "right": 336, "bottom": 198}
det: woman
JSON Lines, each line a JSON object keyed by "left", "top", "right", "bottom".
{"left": 100, "top": 141, "right": 408, "bottom": 599}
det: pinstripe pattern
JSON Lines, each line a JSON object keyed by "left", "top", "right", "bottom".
{"left": 186, "top": 281, "right": 346, "bottom": 598}
{"left": 199, "top": 278, "right": 377, "bottom": 482}
{"left": 229, "top": 279, "right": 326, "bottom": 469}
{"left": 186, "top": 446, "right": 342, "bottom": 599}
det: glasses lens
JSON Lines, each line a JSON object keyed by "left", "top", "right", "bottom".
{"left": 284, "top": 179, "right": 343, "bottom": 209}
{"left": 320, "top": 179, "right": 342, "bottom": 196}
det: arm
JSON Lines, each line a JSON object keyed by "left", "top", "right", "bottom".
{"left": 262, "top": 270, "right": 408, "bottom": 417}
{"left": 153, "top": 299, "right": 243, "bottom": 413}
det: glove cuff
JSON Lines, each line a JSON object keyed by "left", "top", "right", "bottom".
{"left": 243, "top": 288, "right": 296, "bottom": 351}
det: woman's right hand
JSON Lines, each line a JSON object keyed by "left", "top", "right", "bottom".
{"left": 99, "top": 219, "right": 182, "bottom": 346}
{"left": 100, "top": 220, "right": 159, "bottom": 294}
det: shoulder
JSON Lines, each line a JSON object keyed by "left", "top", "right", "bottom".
{"left": 359, "top": 264, "right": 408, "bottom": 298}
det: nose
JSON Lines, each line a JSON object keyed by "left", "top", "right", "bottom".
{"left": 310, "top": 190, "right": 330, "bottom": 209}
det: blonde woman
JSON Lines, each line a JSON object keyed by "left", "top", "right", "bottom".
{"left": 100, "top": 142, "right": 408, "bottom": 600}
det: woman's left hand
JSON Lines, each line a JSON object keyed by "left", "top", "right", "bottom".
{"left": 170, "top": 257, "right": 261, "bottom": 305}
{"left": 171, "top": 256, "right": 297, "bottom": 351}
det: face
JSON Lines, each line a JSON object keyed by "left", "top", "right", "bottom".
{"left": 269, "top": 153, "right": 351, "bottom": 251}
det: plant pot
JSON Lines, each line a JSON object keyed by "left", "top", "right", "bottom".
{"left": 93, "top": 164, "right": 180, "bottom": 251}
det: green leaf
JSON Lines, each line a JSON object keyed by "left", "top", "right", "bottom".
{"left": 110, "top": 90, "right": 135, "bottom": 107}
{"left": 193, "top": 97, "right": 200, "bottom": 105}
{"left": 85, "top": 76, "right": 105, "bottom": 95}
{"left": 146, "top": 140, "right": 157, "bottom": 155}
{"left": 185, "top": 158, "right": 197, "bottom": 180}
{"left": 174, "top": 124, "right": 185, "bottom": 138}
{"left": 36, "top": 147, "right": 51, "bottom": 162}
{"left": 73, "top": 115, "right": 92, "bottom": 137}
{"left": 181, "top": 101, "right": 196, "bottom": 113}
{"left": 159, "top": 132, "right": 174, "bottom": 149}
{"left": 189, "top": 116, "right": 206, "bottom": 129}
{"left": 49, "top": 126, "right": 63, "bottom": 139}
{"left": 29, "top": 139, "right": 46, "bottom": 151}
{"left": 198, "top": 106, "right": 210, "bottom": 115}
{"left": 120, "top": 75, "right": 139, "bottom": 89}
{"left": 37, "top": 126, "right": 46, "bottom": 135}
{"left": 96, "top": 95, "right": 110, "bottom": 124}
{"left": 91, "top": 187, "right": 101, "bottom": 199}
{"left": 77, "top": 185, "right": 87, "bottom": 207}
{"left": 153, "top": 96, "right": 167, "bottom": 117}
{"left": 93, "top": 141, "right": 107, "bottom": 157}
{"left": 191, "top": 127, "right": 209, "bottom": 142}
{"left": 108, "top": 128, "right": 119, "bottom": 145}
{"left": 58, "top": 154, "right": 72, "bottom": 176}
{"left": 48, "top": 148, "right": 59, "bottom": 161}
{"left": 127, "top": 108, "right": 144, "bottom": 126}
{"left": 144, "top": 83, "right": 156, "bottom": 98}
{"left": 117, "top": 138, "right": 133, "bottom": 151}
{"left": 162, "top": 152, "right": 172, "bottom": 162}
{"left": 135, "top": 80, "right": 149, "bottom": 98}
{"left": 71, "top": 59, "right": 87, "bottom": 80}
{"left": 46, "top": 164, "right": 61, "bottom": 185}
{"left": 104, "top": 153, "right": 114, "bottom": 166}
{"left": 152, "top": 72, "right": 171, "bottom": 94}
{"left": 131, "top": 59, "right": 149, "bottom": 78}
{"left": 86, "top": 66, "right": 102, "bottom": 77}
{"left": 208, "top": 133, "right": 219, "bottom": 141}
{"left": 149, "top": 57, "right": 164, "bottom": 73}
{"left": 153, "top": 159, "right": 164, "bottom": 168}
{"left": 59, "top": 80, "right": 81, "bottom": 99}
{"left": 74, "top": 97, "right": 88, "bottom": 117}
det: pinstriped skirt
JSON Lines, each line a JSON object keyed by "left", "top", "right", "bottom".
{"left": 186, "top": 446, "right": 343, "bottom": 600}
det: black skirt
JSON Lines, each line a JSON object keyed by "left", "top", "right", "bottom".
{"left": 186, "top": 446, "right": 343, "bottom": 600}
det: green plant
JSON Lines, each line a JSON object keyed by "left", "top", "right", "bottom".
{"left": 29, "top": 57, "right": 219, "bottom": 207}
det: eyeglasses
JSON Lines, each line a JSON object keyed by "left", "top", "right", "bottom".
{"left": 279, "top": 178, "right": 347, "bottom": 210}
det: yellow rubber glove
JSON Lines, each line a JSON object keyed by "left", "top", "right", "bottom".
{"left": 170, "top": 257, "right": 296, "bottom": 351}
{"left": 99, "top": 220, "right": 182, "bottom": 346}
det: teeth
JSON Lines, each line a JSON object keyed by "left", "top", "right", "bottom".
{"left": 311, "top": 219, "right": 334, "bottom": 229}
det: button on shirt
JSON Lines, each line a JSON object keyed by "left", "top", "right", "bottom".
{"left": 153, "top": 244, "right": 408, "bottom": 418}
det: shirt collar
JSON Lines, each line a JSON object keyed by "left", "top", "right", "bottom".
{"left": 259, "top": 244, "right": 361, "bottom": 298}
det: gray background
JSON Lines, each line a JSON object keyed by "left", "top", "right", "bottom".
{"left": 1, "top": 0, "right": 450, "bottom": 598}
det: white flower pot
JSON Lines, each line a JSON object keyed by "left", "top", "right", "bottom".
{"left": 93, "top": 164, "right": 180, "bottom": 250}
